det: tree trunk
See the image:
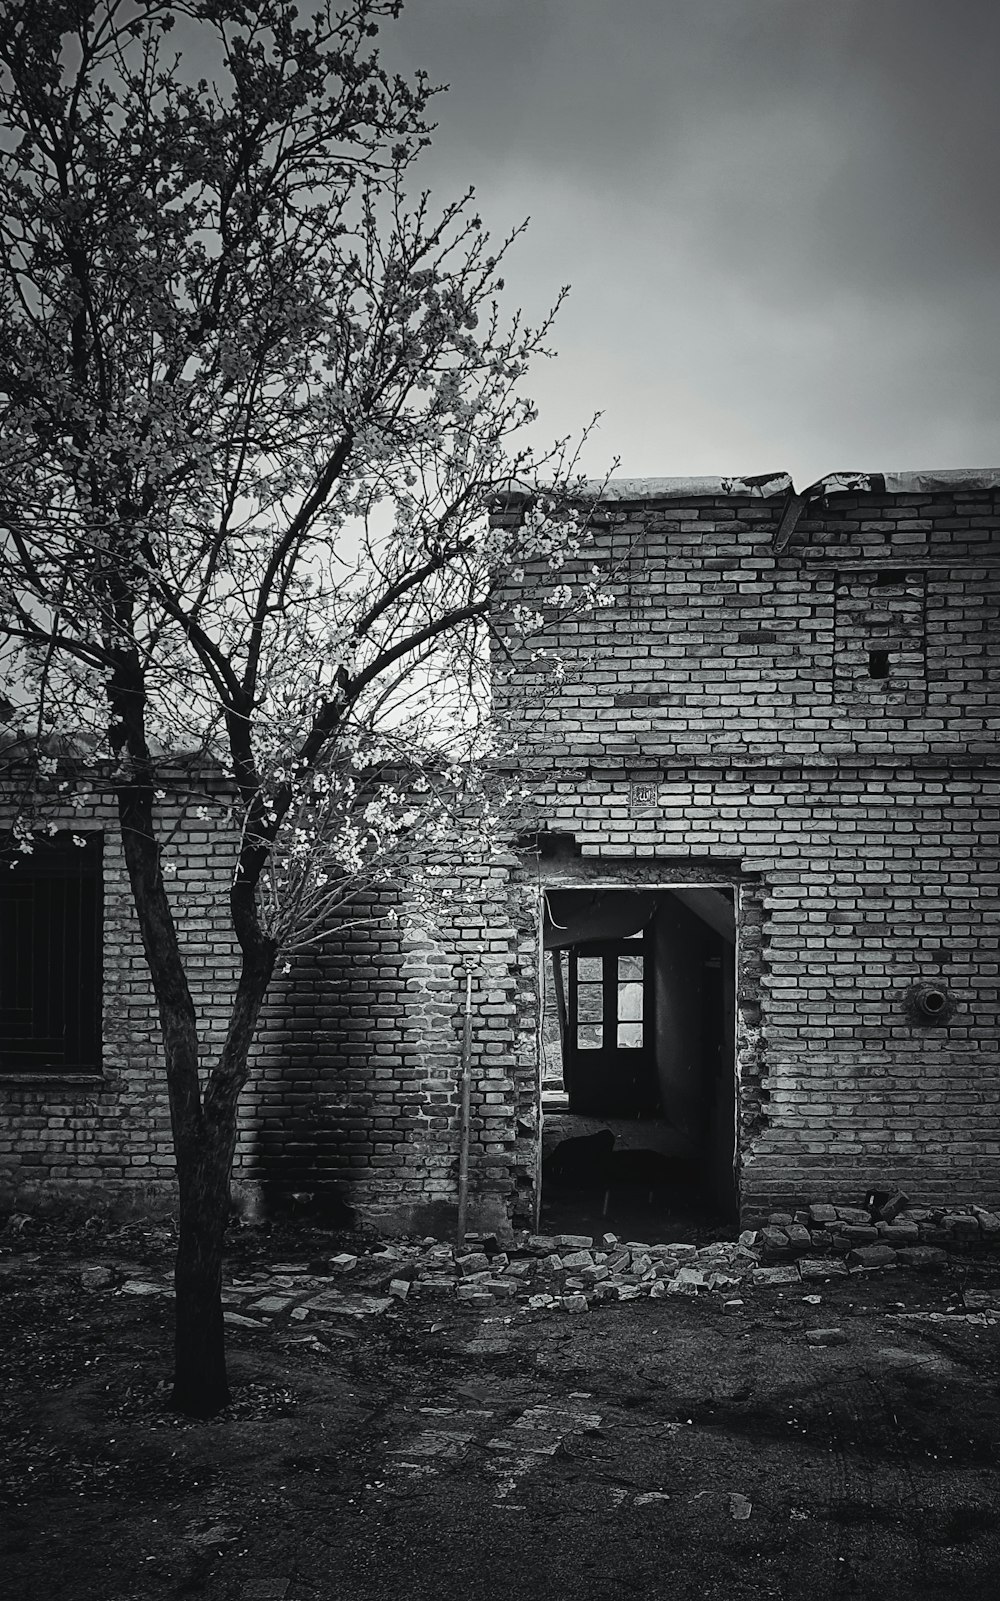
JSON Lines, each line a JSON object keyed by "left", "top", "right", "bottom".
{"left": 103, "top": 604, "right": 278, "bottom": 1417}
{"left": 171, "top": 948, "right": 276, "bottom": 1417}
{"left": 172, "top": 1136, "right": 234, "bottom": 1417}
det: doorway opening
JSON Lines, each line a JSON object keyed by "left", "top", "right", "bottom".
{"left": 539, "top": 885, "right": 737, "bottom": 1242}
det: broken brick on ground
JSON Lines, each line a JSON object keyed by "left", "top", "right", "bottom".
{"left": 15, "top": 1190, "right": 996, "bottom": 1328}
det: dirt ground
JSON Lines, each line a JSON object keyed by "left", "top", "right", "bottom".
{"left": 3, "top": 1215, "right": 1000, "bottom": 1601}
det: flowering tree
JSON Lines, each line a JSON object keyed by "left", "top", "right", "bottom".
{"left": 0, "top": 0, "right": 606, "bottom": 1416}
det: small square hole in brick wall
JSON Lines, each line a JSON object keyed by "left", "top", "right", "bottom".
{"left": 868, "top": 649, "right": 890, "bottom": 679}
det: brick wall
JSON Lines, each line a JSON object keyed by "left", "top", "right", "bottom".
{"left": 0, "top": 778, "right": 532, "bottom": 1236}
{"left": 242, "top": 857, "right": 534, "bottom": 1236}
{"left": 0, "top": 784, "right": 239, "bottom": 1211}
{"left": 2, "top": 474, "right": 997, "bottom": 1233}
{"left": 499, "top": 476, "right": 1000, "bottom": 1220}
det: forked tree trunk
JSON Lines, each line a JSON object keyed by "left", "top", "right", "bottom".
{"left": 107, "top": 620, "right": 277, "bottom": 1417}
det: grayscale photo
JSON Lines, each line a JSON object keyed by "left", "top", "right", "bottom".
{"left": 1, "top": 3, "right": 998, "bottom": 1597}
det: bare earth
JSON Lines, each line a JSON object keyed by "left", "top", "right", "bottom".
{"left": 3, "top": 1217, "right": 1000, "bottom": 1601}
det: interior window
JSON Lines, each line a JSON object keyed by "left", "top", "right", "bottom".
{"left": 569, "top": 940, "right": 646, "bottom": 1053}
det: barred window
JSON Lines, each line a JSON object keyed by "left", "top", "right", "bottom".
{"left": 0, "top": 833, "right": 103, "bottom": 1075}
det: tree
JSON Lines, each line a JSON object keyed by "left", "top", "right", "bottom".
{"left": 0, "top": 0, "right": 601, "bottom": 1415}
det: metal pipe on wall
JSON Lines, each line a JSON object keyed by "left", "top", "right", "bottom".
{"left": 456, "top": 967, "right": 473, "bottom": 1248}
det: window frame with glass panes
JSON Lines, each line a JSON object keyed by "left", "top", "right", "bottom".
{"left": 561, "top": 930, "right": 659, "bottom": 1116}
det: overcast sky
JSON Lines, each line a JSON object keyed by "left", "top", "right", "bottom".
{"left": 383, "top": 0, "right": 1000, "bottom": 488}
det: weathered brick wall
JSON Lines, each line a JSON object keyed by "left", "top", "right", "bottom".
{"left": 242, "top": 857, "right": 533, "bottom": 1236}
{"left": 503, "top": 482, "right": 999, "bottom": 763}
{"left": 501, "top": 478, "right": 1000, "bottom": 1220}
{"left": 3, "top": 476, "right": 997, "bottom": 1234}
{"left": 0, "top": 778, "right": 531, "bottom": 1235}
{"left": 0, "top": 782, "right": 240, "bottom": 1210}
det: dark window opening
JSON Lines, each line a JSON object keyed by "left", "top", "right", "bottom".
{"left": 0, "top": 833, "right": 103, "bottom": 1074}
{"left": 868, "top": 649, "right": 890, "bottom": 679}
{"left": 875, "top": 570, "right": 907, "bottom": 587}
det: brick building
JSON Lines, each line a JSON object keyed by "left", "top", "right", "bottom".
{"left": 2, "top": 469, "right": 999, "bottom": 1234}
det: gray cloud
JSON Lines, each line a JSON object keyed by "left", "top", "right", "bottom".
{"left": 385, "top": 0, "right": 1000, "bottom": 483}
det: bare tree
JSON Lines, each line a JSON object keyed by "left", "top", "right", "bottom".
{"left": 0, "top": 0, "right": 602, "bottom": 1415}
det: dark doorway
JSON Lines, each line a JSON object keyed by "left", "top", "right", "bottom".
{"left": 540, "top": 885, "right": 737, "bottom": 1241}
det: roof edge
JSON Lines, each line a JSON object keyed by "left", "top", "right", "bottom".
{"left": 576, "top": 469, "right": 1000, "bottom": 503}
{"left": 578, "top": 472, "right": 792, "bottom": 502}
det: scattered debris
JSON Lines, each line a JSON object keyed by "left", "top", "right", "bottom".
{"left": 388, "top": 1428, "right": 474, "bottom": 1465}
{"left": 79, "top": 1265, "right": 115, "bottom": 1290}
{"left": 752, "top": 1266, "right": 800, "bottom": 1287}
{"left": 11, "top": 1190, "right": 998, "bottom": 1352}
{"left": 963, "top": 1288, "right": 1000, "bottom": 1312}
{"left": 562, "top": 1293, "right": 589, "bottom": 1314}
{"left": 846, "top": 1244, "right": 898, "bottom": 1270}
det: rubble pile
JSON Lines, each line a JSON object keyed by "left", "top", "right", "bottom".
{"left": 754, "top": 1193, "right": 1000, "bottom": 1271}
{"left": 369, "top": 1231, "right": 752, "bottom": 1313}
{"left": 354, "top": 1192, "right": 1000, "bottom": 1315}
{"left": 8, "top": 1189, "right": 999, "bottom": 1329}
